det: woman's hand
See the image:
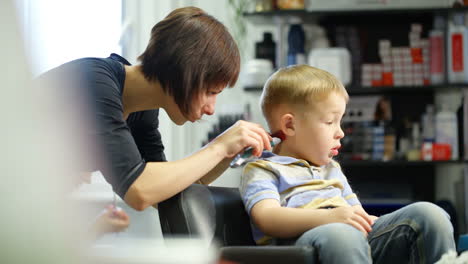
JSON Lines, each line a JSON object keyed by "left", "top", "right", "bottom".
{"left": 211, "top": 120, "right": 272, "bottom": 158}
{"left": 328, "top": 206, "right": 374, "bottom": 235}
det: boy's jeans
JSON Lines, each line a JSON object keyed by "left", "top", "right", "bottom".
{"left": 289, "top": 202, "right": 455, "bottom": 264}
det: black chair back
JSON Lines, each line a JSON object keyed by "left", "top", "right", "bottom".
{"left": 158, "top": 184, "right": 255, "bottom": 246}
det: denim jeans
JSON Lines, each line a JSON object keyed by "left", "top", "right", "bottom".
{"left": 282, "top": 202, "right": 455, "bottom": 264}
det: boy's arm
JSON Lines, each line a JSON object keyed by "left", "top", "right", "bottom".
{"left": 336, "top": 166, "right": 379, "bottom": 222}
{"left": 251, "top": 199, "right": 375, "bottom": 238}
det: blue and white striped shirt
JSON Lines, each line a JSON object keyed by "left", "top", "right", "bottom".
{"left": 239, "top": 152, "right": 361, "bottom": 245}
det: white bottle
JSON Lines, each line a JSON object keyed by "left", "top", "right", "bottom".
{"left": 421, "top": 105, "right": 435, "bottom": 161}
{"left": 435, "top": 104, "right": 459, "bottom": 160}
{"left": 422, "top": 104, "right": 435, "bottom": 142}
{"left": 448, "top": 13, "right": 468, "bottom": 83}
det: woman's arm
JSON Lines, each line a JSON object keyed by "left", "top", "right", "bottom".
{"left": 125, "top": 120, "right": 271, "bottom": 211}
{"left": 251, "top": 200, "right": 375, "bottom": 238}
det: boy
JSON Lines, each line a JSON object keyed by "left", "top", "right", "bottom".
{"left": 240, "top": 65, "right": 455, "bottom": 263}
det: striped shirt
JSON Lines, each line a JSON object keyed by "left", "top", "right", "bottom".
{"left": 239, "top": 152, "right": 361, "bottom": 245}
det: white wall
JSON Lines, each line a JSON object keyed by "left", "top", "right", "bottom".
{"left": 16, "top": 0, "right": 122, "bottom": 76}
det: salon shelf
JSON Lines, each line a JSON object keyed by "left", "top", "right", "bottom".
{"left": 346, "top": 84, "right": 468, "bottom": 95}
{"left": 338, "top": 159, "right": 468, "bottom": 167}
{"left": 243, "top": 6, "right": 468, "bottom": 20}
{"left": 242, "top": 6, "right": 468, "bottom": 212}
{"left": 244, "top": 84, "right": 468, "bottom": 95}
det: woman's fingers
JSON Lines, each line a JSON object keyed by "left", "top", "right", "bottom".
{"left": 213, "top": 120, "right": 273, "bottom": 158}
{"left": 246, "top": 130, "right": 266, "bottom": 156}
{"left": 239, "top": 121, "right": 272, "bottom": 154}
{"left": 249, "top": 123, "right": 273, "bottom": 151}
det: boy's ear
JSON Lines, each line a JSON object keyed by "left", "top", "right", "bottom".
{"left": 280, "top": 113, "right": 296, "bottom": 137}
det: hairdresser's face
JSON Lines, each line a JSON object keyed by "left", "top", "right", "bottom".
{"left": 165, "top": 86, "right": 223, "bottom": 125}
{"left": 187, "top": 86, "right": 223, "bottom": 122}
{"left": 294, "top": 93, "right": 346, "bottom": 166}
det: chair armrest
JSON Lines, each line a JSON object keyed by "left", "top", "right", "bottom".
{"left": 220, "top": 246, "right": 317, "bottom": 264}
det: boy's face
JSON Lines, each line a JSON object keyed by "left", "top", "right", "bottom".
{"left": 294, "top": 92, "right": 346, "bottom": 166}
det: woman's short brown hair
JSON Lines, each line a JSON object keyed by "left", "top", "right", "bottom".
{"left": 138, "top": 7, "right": 240, "bottom": 117}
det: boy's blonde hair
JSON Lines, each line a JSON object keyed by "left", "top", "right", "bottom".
{"left": 260, "top": 64, "right": 349, "bottom": 127}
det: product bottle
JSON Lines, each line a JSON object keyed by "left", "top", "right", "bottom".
{"left": 372, "top": 121, "right": 385, "bottom": 161}
{"left": 383, "top": 124, "right": 395, "bottom": 161}
{"left": 287, "top": 20, "right": 306, "bottom": 66}
{"left": 421, "top": 105, "right": 435, "bottom": 161}
{"left": 429, "top": 15, "right": 445, "bottom": 84}
{"left": 435, "top": 104, "right": 459, "bottom": 160}
{"left": 406, "top": 122, "right": 422, "bottom": 161}
{"left": 448, "top": 13, "right": 468, "bottom": 83}
{"left": 255, "top": 32, "right": 276, "bottom": 69}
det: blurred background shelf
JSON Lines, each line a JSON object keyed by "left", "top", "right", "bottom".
{"left": 245, "top": 84, "right": 468, "bottom": 95}
{"left": 243, "top": 6, "right": 468, "bottom": 18}
{"left": 339, "top": 159, "right": 468, "bottom": 167}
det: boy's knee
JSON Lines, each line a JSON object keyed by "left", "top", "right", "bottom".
{"left": 406, "top": 202, "right": 452, "bottom": 231}
{"left": 327, "top": 223, "right": 367, "bottom": 244}
{"left": 299, "top": 223, "right": 367, "bottom": 247}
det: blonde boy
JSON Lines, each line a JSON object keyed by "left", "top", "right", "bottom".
{"left": 240, "top": 65, "right": 455, "bottom": 263}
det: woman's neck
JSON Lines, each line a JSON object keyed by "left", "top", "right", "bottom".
{"left": 122, "top": 65, "right": 166, "bottom": 118}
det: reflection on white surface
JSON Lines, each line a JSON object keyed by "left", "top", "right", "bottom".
{"left": 87, "top": 238, "right": 218, "bottom": 264}
{"left": 2, "top": 0, "right": 84, "bottom": 262}
{"left": 71, "top": 172, "right": 163, "bottom": 240}
{"left": 210, "top": 167, "right": 242, "bottom": 188}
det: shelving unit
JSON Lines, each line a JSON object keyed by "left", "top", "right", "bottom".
{"left": 243, "top": 6, "right": 467, "bottom": 163}
{"left": 339, "top": 159, "right": 467, "bottom": 167}
{"left": 243, "top": 6, "right": 468, "bottom": 22}
{"left": 242, "top": 6, "right": 468, "bottom": 219}
{"left": 245, "top": 83, "right": 468, "bottom": 95}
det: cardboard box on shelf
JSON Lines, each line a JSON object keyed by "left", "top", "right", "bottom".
{"left": 306, "top": 0, "right": 450, "bottom": 11}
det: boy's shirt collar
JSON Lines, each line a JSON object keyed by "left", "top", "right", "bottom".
{"left": 260, "top": 150, "right": 327, "bottom": 169}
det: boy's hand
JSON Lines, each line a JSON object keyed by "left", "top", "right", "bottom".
{"left": 369, "top": 215, "right": 380, "bottom": 222}
{"left": 329, "top": 206, "right": 373, "bottom": 235}
{"left": 353, "top": 205, "right": 379, "bottom": 225}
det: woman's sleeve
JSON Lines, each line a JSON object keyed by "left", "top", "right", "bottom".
{"left": 88, "top": 74, "right": 146, "bottom": 198}
{"left": 127, "top": 109, "right": 166, "bottom": 162}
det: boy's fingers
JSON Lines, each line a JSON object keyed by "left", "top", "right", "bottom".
{"left": 355, "top": 209, "right": 373, "bottom": 226}
{"left": 353, "top": 214, "right": 372, "bottom": 233}
{"left": 349, "top": 220, "right": 367, "bottom": 235}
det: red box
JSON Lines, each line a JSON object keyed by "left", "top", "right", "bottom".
{"left": 432, "top": 143, "right": 451, "bottom": 161}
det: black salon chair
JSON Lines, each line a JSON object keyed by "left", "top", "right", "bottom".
{"left": 158, "top": 184, "right": 317, "bottom": 264}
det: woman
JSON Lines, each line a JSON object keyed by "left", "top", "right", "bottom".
{"left": 40, "top": 6, "right": 272, "bottom": 211}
